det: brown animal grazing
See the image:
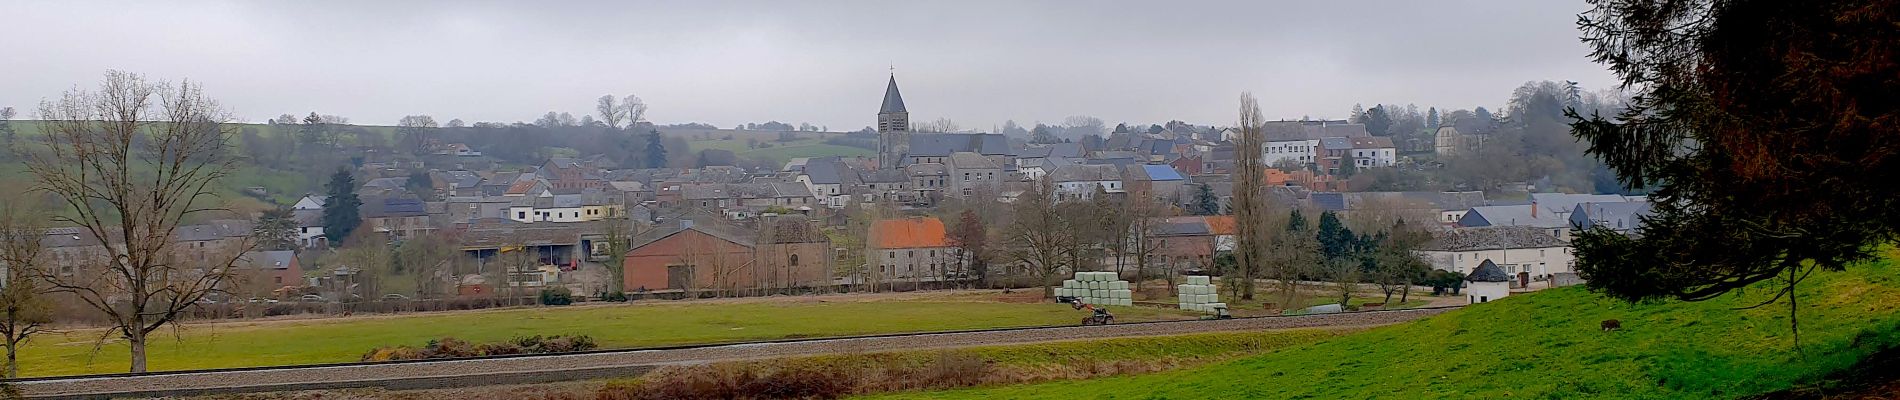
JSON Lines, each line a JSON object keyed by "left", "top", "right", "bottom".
{"left": 1601, "top": 319, "right": 1621, "bottom": 331}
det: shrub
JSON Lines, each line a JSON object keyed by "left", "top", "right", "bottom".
{"left": 599, "top": 291, "right": 630, "bottom": 302}
{"left": 539, "top": 287, "right": 574, "bottom": 305}
{"left": 361, "top": 335, "right": 598, "bottom": 362}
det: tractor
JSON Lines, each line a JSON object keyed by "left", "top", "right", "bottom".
{"left": 1070, "top": 300, "right": 1115, "bottom": 326}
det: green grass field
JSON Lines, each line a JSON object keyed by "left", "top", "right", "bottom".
{"left": 872, "top": 255, "right": 1900, "bottom": 399}
{"left": 16, "top": 296, "right": 1198, "bottom": 377}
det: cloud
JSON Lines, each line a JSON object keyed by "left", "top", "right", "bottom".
{"left": 0, "top": 0, "right": 1613, "bottom": 129}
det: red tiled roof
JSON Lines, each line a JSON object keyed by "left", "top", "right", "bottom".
{"left": 872, "top": 217, "right": 949, "bottom": 249}
{"left": 505, "top": 180, "right": 537, "bottom": 195}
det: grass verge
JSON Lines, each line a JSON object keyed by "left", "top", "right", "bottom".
{"left": 869, "top": 254, "right": 1900, "bottom": 399}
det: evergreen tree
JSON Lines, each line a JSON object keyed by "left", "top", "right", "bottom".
{"left": 1362, "top": 105, "right": 1393, "bottom": 136}
{"left": 321, "top": 167, "right": 362, "bottom": 245}
{"left": 1349, "top": 104, "right": 1365, "bottom": 123}
{"left": 1568, "top": 0, "right": 1900, "bottom": 321}
{"left": 1287, "top": 209, "right": 1308, "bottom": 232}
{"left": 1190, "top": 184, "right": 1221, "bottom": 216}
{"left": 643, "top": 129, "right": 667, "bottom": 168}
{"left": 1338, "top": 153, "right": 1358, "bottom": 177}
{"left": 1426, "top": 107, "right": 1441, "bottom": 128}
{"left": 1316, "top": 211, "right": 1354, "bottom": 261}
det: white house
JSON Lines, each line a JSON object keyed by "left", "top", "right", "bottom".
{"left": 292, "top": 209, "right": 326, "bottom": 248}
{"left": 292, "top": 195, "right": 327, "bottom": 211}
{"left": 1263, "top": 138, "right": 1319, "bottom": 166}
{"left": 1464, "top": 260, "right": 1512, "bottom": 304}
{"left": 1048, "top": 164, "right": 1123, "bottom": 201}
{"left": 1418, "top": 226, "right": 1574, "bottom": 284}
{"left": 507, "top": 194, "right": 592, "bottom": 223}
{"left": 1349, "top": 137, "right": 1397, "bottom": 168}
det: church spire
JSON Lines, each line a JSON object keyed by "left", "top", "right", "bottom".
{"left": 880, "top": 74, "right": 907, "bottom": 114}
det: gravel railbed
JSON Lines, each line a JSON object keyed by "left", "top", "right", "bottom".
{"left": 20, "top": 307, "right": 1453, "bottom": 399}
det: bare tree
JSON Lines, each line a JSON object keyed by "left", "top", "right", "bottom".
{"left": 913, "top": 117, "right": 960, "bottom": 133}
{"left": 0, "top": 198, "right": 53, "bottom": 378}
{"left": 596, "top": 95, "right": 626, "bottom": 130}
{"left": 622, "top": 95, "right": 648, "bottom": 127}
{"left": 1232, "top": 93, "right": 1267, "bottom": 300}
{"left": 20, "top": 71, "right": 252, "bottom": 372}
{"left": 1264, "top": 210, "right": 1317, "bottom": 312}
{"left": 1006, "top": 178, "right": 1076, "bottom": 298}
{"left": 1124, "top": 194, "right": 1165, "bottom": 293}
{"left": 396, "top": 115, "right": 438, "bottom": 155}
{"left": 600, "top": 217, "right": 632, "bottom": 296}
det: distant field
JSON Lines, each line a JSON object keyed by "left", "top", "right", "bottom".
{"left": 15, "top": 292, "right": 1199, "bottom": 377}
{"left": 874, "top": 252, "right": 1900, "bottom": 399}
{"left": 689, "top": 137, "right": 874, "bottom": 166}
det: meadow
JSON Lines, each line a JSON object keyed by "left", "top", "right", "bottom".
{"left": 870, "top": 254, "right": 1900, "bottom": 399}
{"left": 15, "top": 294, "right": 1198, "bottom": 377}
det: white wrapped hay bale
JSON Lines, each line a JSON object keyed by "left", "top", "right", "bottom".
{"left": 1112, "top": 289, "right": 1131, "bottom": 299}
{"left": 1109, "top": 281, "right": 1128, "bottom": 290}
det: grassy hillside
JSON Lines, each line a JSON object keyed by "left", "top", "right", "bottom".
{"left": 17, "top": 295, "right": 1197, "bottom": 377}
{"left": 688, "top": 137, "right": 874, "bottom": 166}
{"left": 875, "top": 253, "right": 1900, "bottom": 399}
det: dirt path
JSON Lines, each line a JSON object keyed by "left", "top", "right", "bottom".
{"left": 15, "top": 307, "right": 1455, "bottom": 399}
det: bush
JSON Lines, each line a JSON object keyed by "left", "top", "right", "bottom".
{"left": 361, "top": 334, "right": 598, "bottom": 362}
{"left": 599, "top": 291, "right": 630, "bottom": 302}
{"left": 539, "top": 287, "right": 574, "bottom": 305}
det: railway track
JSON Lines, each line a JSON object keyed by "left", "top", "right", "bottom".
{"left": 12, "top": 306, "right": 1457, "bottom": 399}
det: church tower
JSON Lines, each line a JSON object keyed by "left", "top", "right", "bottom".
{"left": 877, "top": 74, "right": 910, "bottom": 169}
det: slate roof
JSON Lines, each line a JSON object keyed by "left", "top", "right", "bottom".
{"left": 860, "top": 168, "right": 910, "bottom": 184}
{"left": 1152, "top": 216, "right": 1213, "bottom": 236}
{"left": 1466, "top": 260, "right": 1512, "bottom": 282}
{"left": 1569, "top": 201, "right": 1654, "bottom": 231}
{"left": 363, "top": 197, "right": 428, "bottom": 218}
{"left": 880, "top": 75, "right": 907, "bottom": 114}
{"left": 801, "top": 158, "right": 848, "bottom": 185}
{"left": 872, "top": 217, "right": 949, "bottom": 249}
{"left": 1048, "top": 164, "right": 1122, "bottom": 182}
{"left": 625, "top": 217, "right": 759, "bottom": 250}
{"left": 1319, "top": 137, "right": 1353, "bottom": 151}
{"left": 292, "top": 209, "right": 324, "bottom": 227}
{"left": 1530, "top": 193, "right": 1633, "bottom": 216}
{"left": 1458, "top": 205, "right": 1569, "bottom": 228}
{"left": 1421, "top": 226, "right": 1568, "bottom": 252}
{"left": 247, "top": 250, "right": 297, "bottom": 270}
{"left": 174, "top": 220, "right": 254, "bottom": 242}
{"left": 906, "top": 163, "right": 948, "bottom": 176}
{"left": 907, "top": 134, "right": 1010, "bottom": 157}
{"left": 947, "top": 152, "right": 1000, "bottom": 170}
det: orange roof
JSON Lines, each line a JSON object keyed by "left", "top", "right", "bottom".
{"left": 872, "top": 217, "right": 949, "bottom": 249}
{"left": 1264, "top": 169, "right": 1292, "bottom": 186}
{"left": 1203, "top": 215, "right": 1237, "bottom": 235}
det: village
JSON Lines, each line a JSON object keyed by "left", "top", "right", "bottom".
{"left": 13, "top": 74, "right": 1653, "bottom": 316}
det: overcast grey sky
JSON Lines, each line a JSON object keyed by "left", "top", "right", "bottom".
{"left": 0, "top": 1, "right": 1615, "bottom": 129}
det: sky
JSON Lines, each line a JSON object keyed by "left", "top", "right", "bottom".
{"left": 0, "top": 1, "right": 1617, "bottom": 130}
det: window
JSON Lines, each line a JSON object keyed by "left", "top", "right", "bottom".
{"left": 929, "top": 250, "right": 936, "bottom": 257}
{"left": 274, "top": 276, "right": 284, "bottom": 284}
{"left": 790, "top": 254, "right": 799, "bottom": 266}
{"left": 907, "top": 250, "right": 915, "bottom": 257}
{"left": 888, "top": 251, "right": 895, "bottom": 259}
{"left": 1540, "top": 249, "right": 1546, "bottom": 257}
